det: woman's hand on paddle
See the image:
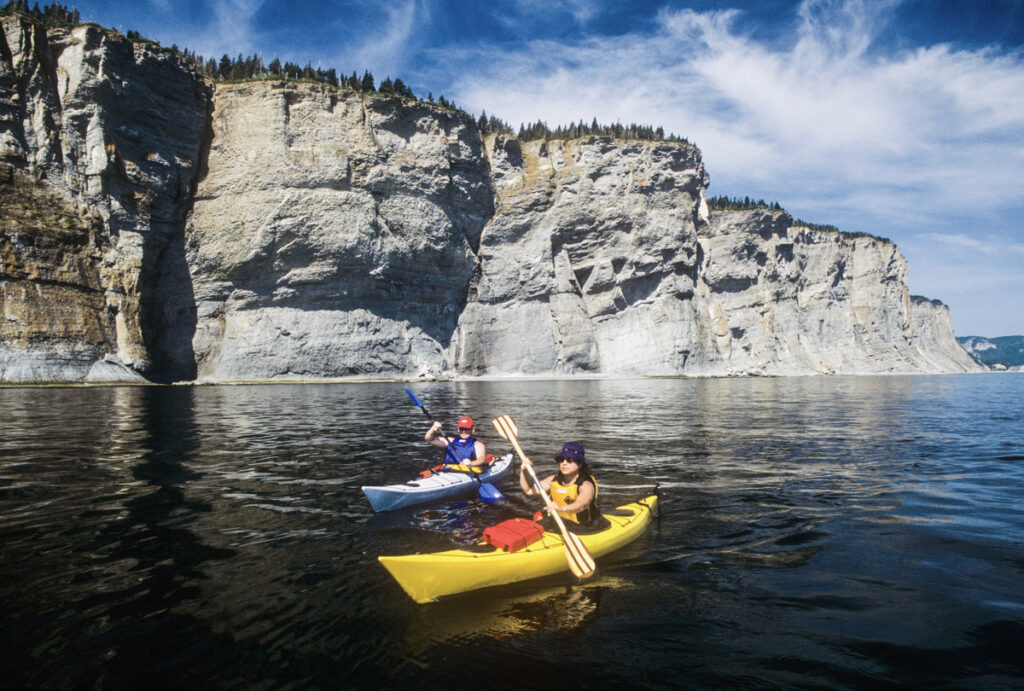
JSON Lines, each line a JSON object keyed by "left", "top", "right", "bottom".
{"left": 519, "top": 458, "right": 537, "bottom": 495}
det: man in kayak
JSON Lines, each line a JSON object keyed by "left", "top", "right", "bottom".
{"left": 425, "top": 417, "right": 488, "bottom": 472}
{"left": 520, "top": 442, "right": 600, "bottom": 527}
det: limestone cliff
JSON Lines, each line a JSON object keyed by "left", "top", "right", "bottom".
{"left": 455, "top": 136, "right": 707, "bottom": 375}
{"left": 692, "top": 211, "right": 979, "bottom": 375}
{"left": 455, "top": 162, "right": 980, "bottom": 376}
{"left": 186, "top": 82, "right": 492, "bottom": 381}
{"left": 1, "top": 15, "right": 210, "bottom": 382}
{"left": 0, "top": 15, "right": 981, "bottom": 383}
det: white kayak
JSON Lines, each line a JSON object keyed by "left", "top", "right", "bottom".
{"left": 361, "top": 453, "right": 514, "bottom": 512}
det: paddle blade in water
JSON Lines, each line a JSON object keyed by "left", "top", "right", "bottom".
{"left": 478, "top": 482, "right": 504, "bottom": 503}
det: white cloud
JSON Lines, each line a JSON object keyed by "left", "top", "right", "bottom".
{"left": 446, "top": 0, "right": 1024, "bottom": 229}
{"left": 158, "top": 0, "right": 264, "bottom": 59}
{"left": 917, "top": 233, "right": 999, "bottom": 256}
{"left": 346, "top": 0, "right": 419, "bottom": 80}
{"left": 511, "top": 0, "right": 599, "bottom": 24}
{"left": 917, "top": 232, "right": 1024, "bottom": 256}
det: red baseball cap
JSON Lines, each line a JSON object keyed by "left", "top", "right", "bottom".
{"left": 458, "top": 417, "right": 474, "bottom": 429}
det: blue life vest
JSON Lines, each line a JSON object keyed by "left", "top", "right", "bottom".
{"left": 445, "top": 435, "right": 477, "bottom": 465}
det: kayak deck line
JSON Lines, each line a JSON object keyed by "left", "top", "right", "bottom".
{"left": 378, "top": 494, "right": 659, "bottom": 603}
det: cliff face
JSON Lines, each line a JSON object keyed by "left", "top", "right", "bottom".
{"left": 692, "top": 211, "right": 979, "bottom": 374}
{"left": 455, "top": 136, "right": 707, "bottom": 375}
{"left": 1, "top": 16, "right": 210, "bottom": 382}
{"left": 187, "top": 82, "right": 492, "bottom": 380}
{"left": 0, "top": 16, "right": 982, "bottom": 382}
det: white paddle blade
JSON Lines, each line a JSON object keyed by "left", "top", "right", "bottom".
{"left": 491, "top": 415, "right": 518, "bottom": 440}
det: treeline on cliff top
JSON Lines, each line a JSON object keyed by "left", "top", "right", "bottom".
{"left": 708, "top": 196, "right": 783, "bottom": 212}
{"left": 707, "top": 196, "right": 890, "bottom": 242}
{"left": 2, "top": 1, "right": 688, "bottom": 146}
{"left": 1, "top": 0, "right": 76, "bottom": 23}
{"left": 6, "top": 2, "right": 884, "bottom": 243}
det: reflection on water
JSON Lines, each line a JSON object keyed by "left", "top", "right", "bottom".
{"left": 1, "top": 375, "right": 1023, "bottom": 687}
{"left": 405, "top": 580, "right": 618, "bottom": 654}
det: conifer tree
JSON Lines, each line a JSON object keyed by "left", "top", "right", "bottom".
{"left": 393, "top": 77, "right": 411, "bottom": 99}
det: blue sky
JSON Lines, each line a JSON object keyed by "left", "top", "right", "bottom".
{"left": 69, "top": 0, "right": 1024, "bottom": 337}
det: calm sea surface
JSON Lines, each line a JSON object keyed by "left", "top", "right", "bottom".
{"left": 2, "top": 375, "right": 1022, "bottom": 689}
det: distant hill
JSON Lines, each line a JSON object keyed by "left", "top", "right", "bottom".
{"left": 957, "top": 336, "right": 1024, "bottom": 369}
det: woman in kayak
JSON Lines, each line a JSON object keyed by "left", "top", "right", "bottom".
{"left": 520, "top": 442, "right": 600, "bottom": 526}
{"left": 425, "top": 416, "right": 488, "bottom": 471}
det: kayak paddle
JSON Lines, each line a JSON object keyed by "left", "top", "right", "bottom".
{"left": 404, "top": 389, "right": 503, "bottom": 503}
{"left": 491, "top": 415, "right": 596, "bottom": 579}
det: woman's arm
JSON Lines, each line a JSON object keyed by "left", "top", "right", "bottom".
{"left": 519, "top": 460, "right": 552, "bottom": 497}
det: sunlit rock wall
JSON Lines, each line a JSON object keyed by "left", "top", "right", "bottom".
{"left": 186, "top": 83, "right": 493, "bottom": 381}
{"left": 0, "top": 16, "right": 981, "bottom": 382}
{"left": 693, "top": 210, "right": 980, "bottom": 375}
{"left": 909, "top": 296, "right": 984, "bottom": 372}
{"left": 454, "top": 136, "right": 708, "bottom": 375}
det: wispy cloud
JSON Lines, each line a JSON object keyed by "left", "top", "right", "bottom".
{"left": 446, "top": 0, "right": 1024, "bottom": 232}
{"left": 514, "top": 0, "right": 600, "bottom": 24}
{"left": 919, "top": 232, "right": 1024, "bottom": 256}
{"left": 345, "top": 0, "right": 420, "bottom": 81}
{"left": 147, "top": 0, "right": 264, "bottom": 59}
{"left": 918, "top": 233, "right": 1000, "bottom": 256}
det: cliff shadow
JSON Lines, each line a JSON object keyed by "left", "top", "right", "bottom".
{"left": 139, "top": 224, "right": 198, "bottom": 382}
{"left": 136, "top": 87, "right": 215, "bottom": 383}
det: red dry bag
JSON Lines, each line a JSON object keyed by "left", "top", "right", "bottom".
{"left": 482, "top": 518, "right": 545, "bottom": 552}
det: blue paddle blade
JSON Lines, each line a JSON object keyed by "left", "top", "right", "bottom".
{"left": 478, "top": 482, "right": 504, "bottom": 503}
{"left": 404, "top": 388, "right": 423, "bottom": 407}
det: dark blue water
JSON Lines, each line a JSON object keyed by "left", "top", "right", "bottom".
{"left": 1, "top": 375, "right": 1022, "bottom": 688}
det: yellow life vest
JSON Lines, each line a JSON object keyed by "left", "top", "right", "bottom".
{"left": 550, "top": 476, "right": 598, "bottom": 524}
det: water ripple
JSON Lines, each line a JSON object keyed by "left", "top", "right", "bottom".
{"left": 1, "top": 376, "right": 1023, "bottom": 687}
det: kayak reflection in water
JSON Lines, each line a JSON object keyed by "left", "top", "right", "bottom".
{"left": 425, "top": 416, "right": 488, "bottom": 471}
{"left": 520, "top": 442, "right": 601, "bottom": 527}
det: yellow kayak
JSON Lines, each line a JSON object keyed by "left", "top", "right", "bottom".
{"left": 379, "top": 495, "right": 658, "bottom": 603}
